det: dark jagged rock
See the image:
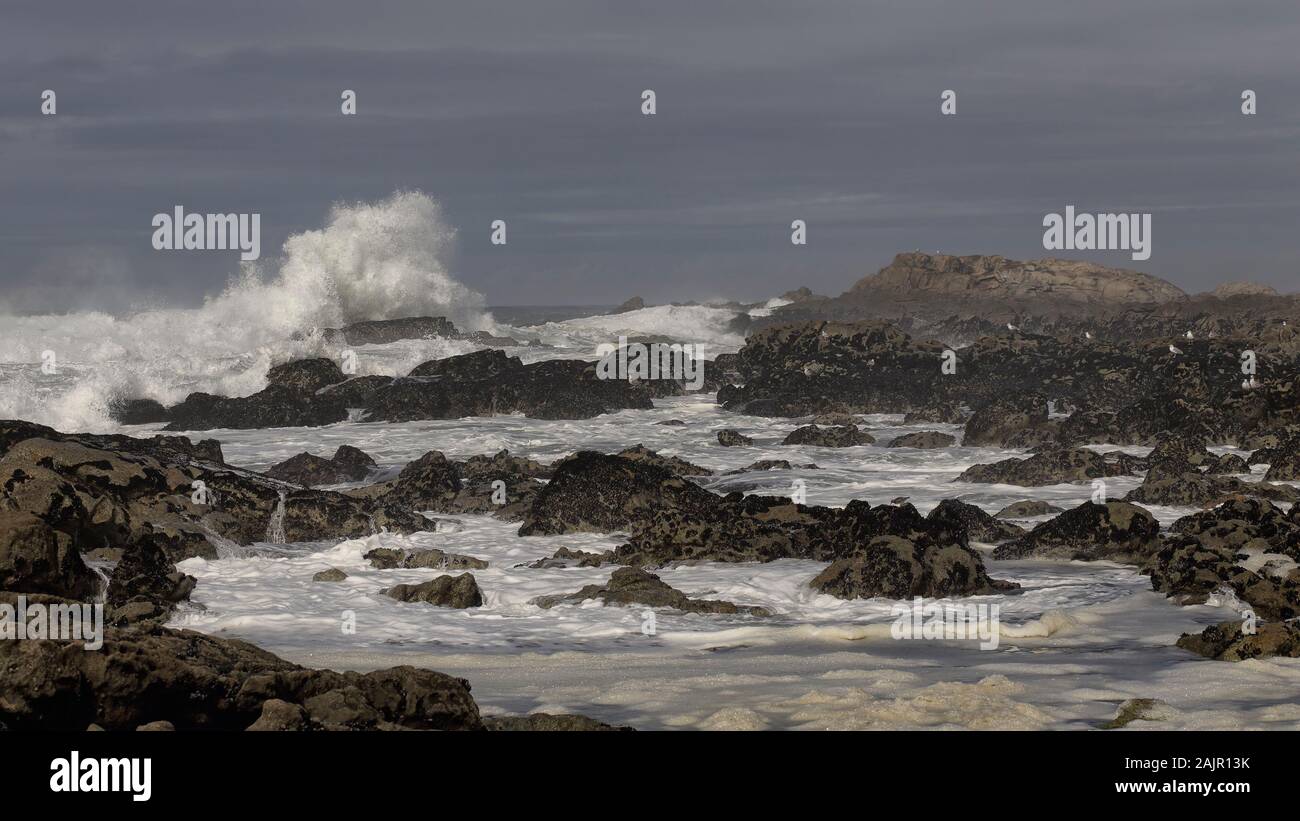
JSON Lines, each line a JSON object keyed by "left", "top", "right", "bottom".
{"left": 616, "top": 445, "right": 713, "bottom": 477}
{"left": 1147, "top": 534, "right": 1300, "bottom": 619}
{"left": 994, "top": 500, "right": 1063, "bottom": 518}
{"left": 1207, "top": 453, "right": 1250, "bottom": 474}
{"left": 0, "top": 511, "right": 99, "bottom": 600}
{"left": 1263, "top": 434, "right": 1300, "bottom": 480}
{"left": 810, "top": 413, "right": 860, "bottom": 427}
{"left": 716, "top": 429, "right": 753, "bottom": 447}
{"left": 533, "top": 566, "right": 770, "bottom": 616}
{"left": 366, "top": 350, "right": 652, "bottom": 422}
{"left": 484, "top": 713, "right": 633, "bottom": 731}
{"left": 323, "top": 316, "right": 460, "bottom": 346}
{"left": 164, "top": 385, "right": 348, "bottom": 431}
{"left": 266, "top": 358, "right": 346, "bottom": 393}
{"left": 266, "top": 445, "right": 376, "bottom": 487}
{"left": 1125, "top": 471, "right": 1299, "bottom": 507}
{"left": 887, "top": 431, "right": 955, "bottom": 449}
{"left": 957, "top": 447, "right": 1140, "bottom": 486}
{"left": 1168, "top": 498, "right": 1300, "bottom": 559}
{"left": 993, "top": 501, "right": 1161, "bottom": 562}
{"left": 360, "top": 448, "right": 545, "bottom": 522}
{"left": 656, "top": 419, "right": 687, "bottom": 426}
{"left": 613, "top": 297, "right": 646, "bottom": 314}
{"left": 1176, "top": 620, "right": 1300, "bottom": 661}
{"left": 904, "top": 402, "right": 967, "bottom": 425}
{"left": 525, "top": 547, "right": 616, "bottom": 569}
{"left": 108, "top": 398, "right": 170, "bottom": 425}
{"left": 382, "top": 573, "right": 484, "bottom": 608}
{"left": 810, "top": 535, "right": 1018, "bottom": 600}
{"left": 104, "top": 534, "right": 197, "bottom": 626}
{"left": 315, "top": 375, "right": 394, "bottom": 408}
{"left": 0, "top": 433, "right": 427, "bottom": 562}
{"left": 962, "top": 395, "right": 1056, "bottom": 448}
{"left": 312, "top": 568, "right": 348, "bottom": 582}
{"left": 926, "top": 499, "right": 1023, "bottom": 543}
{"left": 1143, "top": 499, "right": 1300, "bottom": 619}
{"left": 364, "top": 547, "right": 488, "bottom": 571}
{"left": 781, "top": 424, "right": 875, "bottom": 447}
{"left": 0, "top": 625, "right": 483, "bottom": 731}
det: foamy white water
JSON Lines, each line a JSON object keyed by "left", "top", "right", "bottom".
{"left": 157, "top": 396, "right": 1300, "bottom": 730}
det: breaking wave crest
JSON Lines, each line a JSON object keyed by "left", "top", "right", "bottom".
{"left": 0, "top": 191, "right": 490, "bottom": 431}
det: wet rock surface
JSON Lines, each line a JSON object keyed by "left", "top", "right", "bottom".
{"left": 0, "top": 625, "right": 484, "bottom": 731}
{"left": 1176, "top": 620, "right": 1300, "bottom": 661}
{"left": 993, "top": 501, "right": 1161, "bottom": 562}
{"left": 716, "top": 428, "right": 753, "bottom": 447}
{"left": 781, "top": 424, "right": 875, "bottom": 447}
{"left": 266, "top": 445, "right": 376, "bottom": 487}
{"left": 810, "top": 535, "right": 1017, "bottom": 600}
{"left": 957, "top": 447, "right": 1141, "bottom": 486}
{"left": 382, "top": 573, "right": 484, "bottom": 608}
{"left": 887, "top": 431, "right": 955, "bottom": 449}
{"left": 533, "top": 566, "right": 770, "bottom": 615}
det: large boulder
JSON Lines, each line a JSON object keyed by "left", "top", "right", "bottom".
{"left": 993, "top": 501, "right": 1161, "bottom": 562}
{"left": 381, "top": 574, "right": 484, "bottom": 608}
{"left": 781, "top": 424, "right": 875, "bottom": 447}
{"left": 810, "top": 535, "right": 1017, "bottom": 600}
{"left": 534, "top": 566, "right": 770, "bottom": 615}
{"left": 957, "top": 447, "right": 1141, "bottom": 486}
{"left": 266, "top": 445, "right": 376, "bottom": 487}
{"left": 0, "top": 626, "right": 483, "bottom": 731}
{"left": 0, "top": 512, "right": 99, "bottom": 600}
{"left": 1177, "top": 620, "right": 1300, "bottom": 661}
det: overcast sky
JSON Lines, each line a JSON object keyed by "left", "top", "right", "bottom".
{"left": 2, "top": 0, "right": 1299, "bottom": 314}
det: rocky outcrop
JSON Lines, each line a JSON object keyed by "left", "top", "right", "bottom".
{"left": 365, "top": 350, "right": 653, "bottom": 422}
{"left": 716, "top": 429, "right": 753, "bottom": 447}
{"left": 846, "top": 253, "right": 1185, "bottom": 306}
{"left": 810, "top": 535, "right": 1017, "bottom": 600}
{"left": 359, "top": 448, "right": 545, "bottom": 522}
{"left": 926, "top": 499, "right": 1023, "bottom": 543}
{"left": 887, "top": 431, "right": 955, "bottom": 449}
{"left": 312, "top": 568, "right": 348, "bottom": 582}
{"left": 382, "top": 574, "right": 484, "bottom": 608}
{"left": 484, "top": 713, "right": 633, "bottom": 731}
{"left": 533, "top": 566, "right": 770, "bottom": 615}
{"left": 993, "top": 501, "right": 1161, "bottom": 562}
{"left": 1176, "top": 620, "right": 1300, "bottom": 661}
{"left": 994, "top": 500, "right": 1063, "bottom": 518}
{"left": 957, "top": 448, "right": 1140, "bottom": 486}
{"left": 525, "top": 547, "right": 615, "bottom": 569}
{"left": 1143, "top": 499, "right": 1300, "bottom": 619}
{"left": 613, "top": 297, "right": 646, "bottom": 314}
{"left": 322, "top": 316, "right": 460, "bottom": 346}
{"left": 104, "top": 535, "right": 197, "bottom": 626}
{"left": 781, "top": 424, "right": 875, "bottom": 447}
{"left": 0, "top": 511, "right": 99, "bottom": 600}
{"left": 616, "top": 445, "right": 712, "bottom": 477}
{"left": 364, "top": 547, "right": 488, "bottom": 571}
{"left": 0, "top": 625, "right": 483, "bottom": 731}
{"left": 961, "top": 395, "right": 1056, "bottom": 448}
{"left": 266, "top": 445, "right": 376, "bottom": 487}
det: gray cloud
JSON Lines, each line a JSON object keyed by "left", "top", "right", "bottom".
{"left": 2, "top": 0, "right": 1298, "bottom": 313}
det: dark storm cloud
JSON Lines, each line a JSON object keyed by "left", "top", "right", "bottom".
{"left": 1, "top": 0, "right": 1298, "bottom": 313}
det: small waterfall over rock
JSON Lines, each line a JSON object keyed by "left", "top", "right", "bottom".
{"left": 265, "top": 489, "right": 287, "bottom": 543}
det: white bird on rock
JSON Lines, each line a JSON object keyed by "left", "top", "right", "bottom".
{"left": 1185, "top": 330, "right": 1194, "bottom": 339}
{"left": 1169, "top": 344, "right": 1184, "bottom": 355}
{"left": 1007, "top": 323, "right": 1019, "bottom": 332}
{"left": 1084, "top": 331, "right": 1092, "bottom": 340}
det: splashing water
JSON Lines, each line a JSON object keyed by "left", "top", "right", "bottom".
{"left": 0, "top": 191, "right": 493, "bottom": 431}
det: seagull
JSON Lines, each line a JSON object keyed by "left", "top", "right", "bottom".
{"left": 1185, "top": 330, "right": 1194, "bottom": 339}
{"left": 1169, "top": 344, "right": 1184, "bottom": 355}
{"left": 1007, "top": 323, "right": 1019, "bottom": 332}
{"left": 1084, "top": 331, "right": 1092, "bottom": 340}
{"left": 1242, "top": 377, "right": 1259, "bottom": 390}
